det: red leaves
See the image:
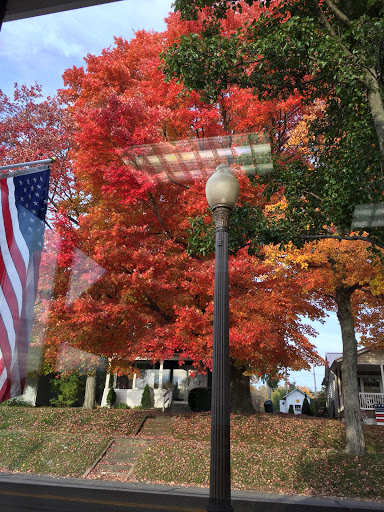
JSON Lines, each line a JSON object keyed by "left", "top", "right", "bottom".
{"left": 30, "top": 8, "right": 331, "bottom": 377}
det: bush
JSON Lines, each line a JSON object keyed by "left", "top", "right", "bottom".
{"left": 188, "top": 387, "right": 211, "bottom": 412}
{"left": 50, "top": 372, "right": 85, "bottom": 407}
{"left": 107, "top": 387, "right": 117, "bottom": 407}
{"left": 288, "top": 404, "right": 294, "bottom": 414}
{"left": 114, "top": 403, "right": 130, "bottom": 409}
{"left": 141, "top": 384, "right": 152, "bottom": 409}
{"left": 302, "top": 396, "right": 313, "bottom": 416}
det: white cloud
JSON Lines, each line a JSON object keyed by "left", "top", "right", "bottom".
{"left": 0, "top": 0, "right": 172, "bottom": 97}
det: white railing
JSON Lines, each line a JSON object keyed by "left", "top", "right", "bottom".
{"left": 162, "top": 389, "right": 172, "bottom": 412}
{"left": 359, "top": 392, "right": 384, "bottom": 410}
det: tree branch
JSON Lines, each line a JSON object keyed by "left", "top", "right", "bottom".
{"left": 147, "top": 191, "right": 169, "bottom": 233}
{"left": 323, "top": 0, "right": 351, "bottom": 28}
{"left": 144, "top": 294, "right": 173, "bottom": 323}
{"left": 164, "top": 172, "right": 189, "bottom": 189}
{"left": 313, "top": 0, "right": 336, "bottom": 36}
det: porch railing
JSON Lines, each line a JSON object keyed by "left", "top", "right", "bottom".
{"left": 359, "top": 392, "right": 384, "bottom": 410}
{"left": 162, "top": 389, "right": 172, "bottom": 412}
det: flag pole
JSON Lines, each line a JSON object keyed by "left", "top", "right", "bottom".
{"left": 0, "top": 157, "right": 56, "bottom": 172}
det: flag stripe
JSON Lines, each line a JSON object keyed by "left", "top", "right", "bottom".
{"left": 0, "top": 291, "right": 16, "bottom": 400}
{"left": 0, "top": 249, "right": 20, "bottom": 326}
{"left": 0, "top": 317, "right": 12, "bottom": 403}
{"left": 1, "top": 179, "right": 27, "bottom": 286}
{"left": 0, "top": 180, "right": 25, "bottom": 314}
{"left": 0, "top": 376, "right": 10, "bottom": 403}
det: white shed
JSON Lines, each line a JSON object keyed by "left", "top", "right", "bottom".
{"left": 279, "top": 388, "right": 310, "bottom": 414}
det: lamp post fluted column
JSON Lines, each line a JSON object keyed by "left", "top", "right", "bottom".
{"left": 205, "top": 164, "right": 239, "bottom": 512}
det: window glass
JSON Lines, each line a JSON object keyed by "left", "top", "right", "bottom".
{"left": 1, "top": 1, "right": 384, "bottom": 508}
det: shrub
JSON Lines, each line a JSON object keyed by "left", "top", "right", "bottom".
{"left": 288, "top": 404, "right": 294, "bottom": 414}
{"left": 141, "top": 384, "right": 152, "bottom": 409}
{"left": 114, "top": 403, "right": 130, "bottom": 409}
{"left": 188, "top": 387, "right": 211, "bottom": 412}
{"left": 107, "top": 387, "right": 117, "bottom": 407}
{"left": 302, "top": 396, "right": 313, "bottom": 416}
{"left": 50, "top": 372, "right": 85, "bottom": 407}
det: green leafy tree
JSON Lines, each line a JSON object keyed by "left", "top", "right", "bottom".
{"left": 302, "top": 395, "right": 313, "bottom": 416}
{"left": 271, "top": 386, "right": 287, "bottom": 412}
{"left": 106, "top": 387, "right": 117, "bottom": 408}
{"left": 141, "top": 384, "right": 152, "bottom": 409}
{"left": 49, "top": 372, "right": 85, "bottom": 407}
{"left": 288, "top": 404, "right": 294, "bottom": 414}
{"left": 164, "top": 1, "right": 384, "bottom": 246}
{"left": 163, "top": 0, "right": 384, "bottom": 455}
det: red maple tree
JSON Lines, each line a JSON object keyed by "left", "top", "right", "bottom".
{"left": 36, "top": 12, "right": 327, "bottom": 410}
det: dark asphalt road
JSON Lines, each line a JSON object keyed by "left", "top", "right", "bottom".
{"left": 0, "top": 473, "right": 382, "bottom": 512}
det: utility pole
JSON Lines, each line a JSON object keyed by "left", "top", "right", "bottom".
{"left": 313, "top": 365, "right": 317, "bottom": 398}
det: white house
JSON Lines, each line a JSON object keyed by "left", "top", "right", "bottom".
{"left": 279, "top": 388, "right": 310, "bottom": 414}
{"left": 101, "top": 356, "right": 209, "bottom": 411}
{"left": 322, "top": 348, "right": 384, "bottom": 423}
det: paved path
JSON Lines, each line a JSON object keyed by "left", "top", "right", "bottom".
{"left": 86, "top": 413, "right": 175, "bottom": 479}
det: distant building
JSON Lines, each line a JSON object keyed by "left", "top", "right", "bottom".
{"left": 279, "top": 388, "right": 310, "bottom": 414}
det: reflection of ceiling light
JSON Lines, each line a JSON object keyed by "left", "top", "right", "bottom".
{"left": 181, "top": 152, "right": 195, "bottom": 161}
{"left": 351, "top": 203, "right": 384, "bottom": 228}
{"left": 124, "top": 133, "right": 273, "bottom": 182}
{"left": 242, "top": 163, "right": 274, "bottom": 175}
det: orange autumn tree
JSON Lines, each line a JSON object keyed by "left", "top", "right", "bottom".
{"left": 265, "top": 238, "right": 384, "bottom": 452}
{"left": 39, "top": 16, "right": 326, "bottom": 410}
{"left": 0, "top": 84, "right": 78, "bottom": 223}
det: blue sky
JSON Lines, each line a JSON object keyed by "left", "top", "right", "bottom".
{"left": 0, "top": 1, "right": 343, "bottom": 390}
{"left": 0, "top": 1, "right": 172, "bottom": 98}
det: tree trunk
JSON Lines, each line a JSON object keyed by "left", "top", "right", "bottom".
{"left": 229, "top": 363, "right": 254, "bottom": 413}
{"left": 83, "top": 372, "right": 96, "bottom": 410}
{"left": 335, "top": 285, "right": 365, "bottom": 455}
{"left": 366, "top": 72, "right": 384, "bottom": 159}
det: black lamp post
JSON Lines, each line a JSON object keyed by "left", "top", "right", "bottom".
{"left": 205, "top": 163, "right": 240, "bottom": 512}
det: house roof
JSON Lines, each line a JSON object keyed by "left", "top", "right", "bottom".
{"left": 328, "top": 348, "right": 374, "bottom": 371}
{"left": 282, "top": 388, "right": 308, "bottom": 400}
{"left": 325, "top": 353, "right": 342, "bottom": 367}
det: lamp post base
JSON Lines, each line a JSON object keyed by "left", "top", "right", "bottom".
{"left": 207, "top": 498, "right": 234, "bottom": 512}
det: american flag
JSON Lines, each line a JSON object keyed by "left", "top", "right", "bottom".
{"left": 0, "top": 165, "right": 50, "bottom": 403}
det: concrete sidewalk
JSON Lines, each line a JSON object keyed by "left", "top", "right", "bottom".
{"left": 0, "top": 472, "right": 382, "bottom": 510}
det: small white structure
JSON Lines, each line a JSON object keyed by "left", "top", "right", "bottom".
{"left": 279, "top": 388, "right": 310, "bottom": 414}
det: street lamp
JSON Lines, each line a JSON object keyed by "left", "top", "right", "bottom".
{"left": 205, "top": 163, "right": 240, "bottom": 512}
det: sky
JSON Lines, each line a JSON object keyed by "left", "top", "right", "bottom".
{"left": 0, "top": 0, "right": 172, "bottom": 98}
{"left": 0, "top": 0, "right": 344, "bottom": 391}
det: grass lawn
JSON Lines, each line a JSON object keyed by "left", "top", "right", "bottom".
{"left": 133, "top": 413, "right": 384, "bottom": 501}
{"left": 0, "top": 407, "right": 383, "bottom": 501}
{"left": 0, "top": 407, "right": 145, "bottom": 477}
